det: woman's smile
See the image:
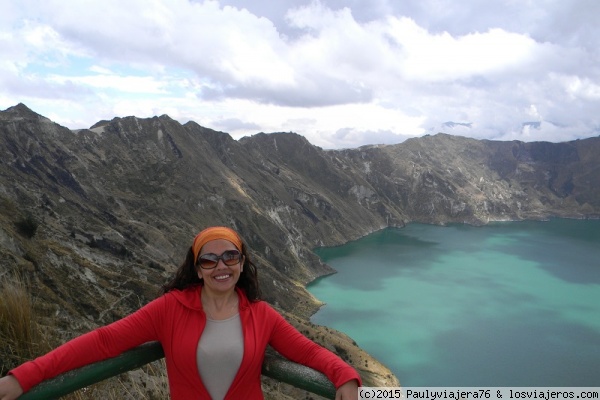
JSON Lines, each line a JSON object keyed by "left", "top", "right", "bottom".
{"left": 212, "top": 273, "right": 232, "bottom": 281}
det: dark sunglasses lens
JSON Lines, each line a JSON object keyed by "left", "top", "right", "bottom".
{"left": 198, "top": 255, "right": 218, "bottom": 269}
{"left": 222, "top": 250, "right": 241, "bottom": 265}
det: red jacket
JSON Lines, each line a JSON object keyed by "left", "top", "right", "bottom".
{"left": 10, "top": 286, "right": 361, "bottom": 399}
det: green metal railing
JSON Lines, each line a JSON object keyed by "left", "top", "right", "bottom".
{"left": 19, "top": 341, "right": 336, "bottom": 399}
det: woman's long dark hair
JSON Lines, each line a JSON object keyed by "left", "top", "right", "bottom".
{"left": 161, "top": 242, "right": 261, "bottom": 301}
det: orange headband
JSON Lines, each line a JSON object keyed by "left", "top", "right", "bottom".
{"left": 192, "top": 226, "right": 243, "bottom": 262}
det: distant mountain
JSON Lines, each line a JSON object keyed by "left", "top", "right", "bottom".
{"left": 522, "top": 121, "right": 541, "bottom": 129}
{"left": 1, "top": 103, "right": 599, "bottom": 392}
{"left": 442, "top": 121, "right": 473, "bottom": 129}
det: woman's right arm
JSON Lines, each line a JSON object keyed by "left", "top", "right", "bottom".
{"left": 0, "top": 375, "right": 23, "bottom": 400}
{"left": 5, "top": 294, "right": 169, "bottom": 395}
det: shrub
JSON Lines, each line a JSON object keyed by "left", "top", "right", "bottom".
{"left": 15, "top": 213, "right": 39, "bottom": 238}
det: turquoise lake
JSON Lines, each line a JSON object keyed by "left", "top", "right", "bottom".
{"left": 308, "top": 219, "right": 600, "bottom": 386}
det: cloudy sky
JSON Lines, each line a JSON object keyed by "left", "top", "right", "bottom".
{"left": 1, "top": 0, "right": 599, "bottom": 148}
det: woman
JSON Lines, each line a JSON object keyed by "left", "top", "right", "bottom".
{"left": 0, "top": 226, "right": 360, "bottom": 399}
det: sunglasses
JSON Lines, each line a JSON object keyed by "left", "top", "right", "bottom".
{"left": 197, "top": 250, "right": 242, "bottom": 269}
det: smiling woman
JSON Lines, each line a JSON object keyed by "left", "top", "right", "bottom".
{"left": 0, "top": 226, "right": 361, "bottom": 400}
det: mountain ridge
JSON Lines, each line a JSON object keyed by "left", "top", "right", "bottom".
{"left": 1, "top": 103, "right": 599, "bottom": 393}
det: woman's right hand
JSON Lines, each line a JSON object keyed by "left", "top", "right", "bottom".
{"left": 0, "top": 375, "right": 23, "bottom": 400}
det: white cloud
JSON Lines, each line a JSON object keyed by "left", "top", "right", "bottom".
{"left": 1, "top": 0, "right": 600, "bottom": 148}
{"left": 49, "top": 71, "right": 168, "bottom": 94}
{"left": 562, "top": 75, "right": 600, "bottom": 101}
{"left": 386, "top": 20, "right": 537, "bottom": 80}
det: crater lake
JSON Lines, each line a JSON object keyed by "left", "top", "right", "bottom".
{"left": 308, "top": 219, "right": 600, "bottom": 386}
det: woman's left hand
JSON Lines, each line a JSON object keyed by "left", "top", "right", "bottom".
{"left": 335, "top": 379, "right": 359, "bottom": 400}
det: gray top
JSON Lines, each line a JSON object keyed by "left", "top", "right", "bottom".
{"left": 196, "top": 313, "right": 244, "bottom": 400}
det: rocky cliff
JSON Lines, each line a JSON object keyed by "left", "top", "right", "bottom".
{"left": 1, "top": 103, "right": 599, "bottom": 392}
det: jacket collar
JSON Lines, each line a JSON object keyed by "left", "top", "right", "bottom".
{"left": 167, "top": 284, "right": 250, "bottom": 311}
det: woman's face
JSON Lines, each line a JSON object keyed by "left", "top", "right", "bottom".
{"left": 197, "top": 239, "right": 244, "bottom": 295}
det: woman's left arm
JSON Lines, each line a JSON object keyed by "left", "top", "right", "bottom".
{"left": 265, "top": 305, "right": 362, "bottom": 391}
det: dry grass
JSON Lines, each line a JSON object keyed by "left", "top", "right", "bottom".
{"left": 56, "top": 360, "right": 169, "bottom": 400}
{"left": 0, "top": 275, "right": 47, "bottom": 375}
{"left": 0, "top": 275, "right": 169, "bottom": 399}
